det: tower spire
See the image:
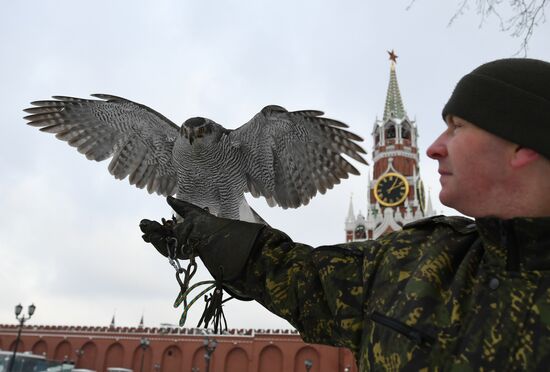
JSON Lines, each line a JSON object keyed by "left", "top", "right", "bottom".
{"left": 346, "top": 194, "right": 355, "bottom": 222}
{"left": 345, "top": 194, "right": 356, "bottom": 231}
{"left": 383, "top": 50, "right": 407, "bottom": 121}
{"left": 426, "top": 189, "right": 434, "bottom": 216}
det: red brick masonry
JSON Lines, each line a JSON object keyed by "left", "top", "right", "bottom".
{"left": 0, "top": 324, "right": 356, "bottom": 372}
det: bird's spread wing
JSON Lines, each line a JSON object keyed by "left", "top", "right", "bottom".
{"left": 24, "top": 94, "right": 179, "bottom": 196}
{"left": 229, "top": 105, "right": 368, "bottom": 209}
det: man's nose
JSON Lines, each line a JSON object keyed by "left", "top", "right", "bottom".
{"left": 426, "top": 133, "right": 448, "bottom": 159}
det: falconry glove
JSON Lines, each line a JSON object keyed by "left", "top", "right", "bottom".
{"left": 140, "top": 196, "right": 265, "bottom": 281}
{"left": 139, "top": 218, "right": 181, "bottom": 258}
{"left": 140, "top": 197, "right": 264, "bottom": 331}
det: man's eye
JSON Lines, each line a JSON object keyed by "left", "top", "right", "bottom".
{"left": 451, "top": 122, "right": 463, "bottom": 130}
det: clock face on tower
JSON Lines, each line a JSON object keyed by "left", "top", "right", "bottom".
{"left": 374, "top": 172, "right": 409, "bottom": 207}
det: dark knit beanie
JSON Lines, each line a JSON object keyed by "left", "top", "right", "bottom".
{"left": 442, "top": 58, "right": 550, "bottom": 160}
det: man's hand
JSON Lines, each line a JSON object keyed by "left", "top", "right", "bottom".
{"left": 167, "top": 196, "right": 235, "bottom": 250}
{"left": 140, "top": 196, "right": 265, "bottom": 281}
{"left": 139, "top": 217, "right": 180, "bottom": 258}
{"left": 140, "top": 196, "right": 240, "bottom": 261}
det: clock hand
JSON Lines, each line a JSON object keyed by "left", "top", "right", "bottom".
{"left": 388, "top": 179, "right": 400, "bottom": 192}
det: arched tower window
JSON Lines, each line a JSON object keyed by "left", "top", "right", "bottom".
{"left": 385, "top": 125, "right": 395, "bottom": 139}
{"left": 354, "top": 225, "right": 366, "bottom": 239}
{"left": 401, "top": 123, "right": 411, "bottom": 141}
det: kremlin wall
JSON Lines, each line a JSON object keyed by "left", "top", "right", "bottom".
{"left": 0, "top": 324, "right": 356, "bottom": 371}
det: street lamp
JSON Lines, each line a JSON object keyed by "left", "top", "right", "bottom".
{"left": 8, "top": 303, "right": 36, "bottom": 372}
{"left": 304, "top": 359, "right": 313, "bottom": 372}
{"left": 203, "top": 338, "right": 218, "bottom": 372}
{"left": 139, "top": 337, "right": 150, "bottom": 372}
{"left": 75, "top": 348, "right": 84, "bottom": 368}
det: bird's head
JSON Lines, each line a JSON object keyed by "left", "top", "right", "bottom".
{"left": 181, "top": 117, "right": 217, "bottom": 145}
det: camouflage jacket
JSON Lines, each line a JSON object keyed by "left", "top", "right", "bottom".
{"left": 226, "top": 215, "right": 550, "bottom": 371}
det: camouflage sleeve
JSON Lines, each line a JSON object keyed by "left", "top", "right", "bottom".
{"left": 226, "top": 226, "right": 384, "bottom": 354}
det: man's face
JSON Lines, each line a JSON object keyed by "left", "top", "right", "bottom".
{"left": 426, "top": 116, "right": 515, "bottom": 217}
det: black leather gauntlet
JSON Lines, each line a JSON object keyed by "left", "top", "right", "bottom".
{"left": 140, "top": 196, "right": 265, "bottom": 282}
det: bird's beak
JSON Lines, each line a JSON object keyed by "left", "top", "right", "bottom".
{"left": 188, "top": 133, "right": 195, "bottom": 145}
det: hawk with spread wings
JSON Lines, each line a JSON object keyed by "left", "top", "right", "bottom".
{"left": 24, "top": 94, "right": 367, "bottom": 223}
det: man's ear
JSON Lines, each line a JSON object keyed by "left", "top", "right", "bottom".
{"left": 510, "top": 147, "right": 540, "bottom": 168}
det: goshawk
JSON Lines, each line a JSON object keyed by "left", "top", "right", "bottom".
{"left": 25, "top": 94, "right": 367, "bottom": 223}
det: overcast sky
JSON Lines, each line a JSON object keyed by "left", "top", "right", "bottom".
{"left": 1, "top": 1, "right": 549, "bottom": 331}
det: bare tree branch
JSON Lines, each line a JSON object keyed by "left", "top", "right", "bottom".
{"left": 448, "top": 0, "right": 472, "bottom": 26}
{"left": 408, "top": 0, "right": 548, "bottom": 55}
{"left": 406, "top": 0, "right": 418, "bottom": 11}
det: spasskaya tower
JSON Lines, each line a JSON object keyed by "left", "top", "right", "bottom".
{"left": 345, "top": 51, "right": 434, "bottom": 241}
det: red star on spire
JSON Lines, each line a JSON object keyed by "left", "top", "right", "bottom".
{"left": 387, "top": 50, "right": 398, "bottom": 63}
